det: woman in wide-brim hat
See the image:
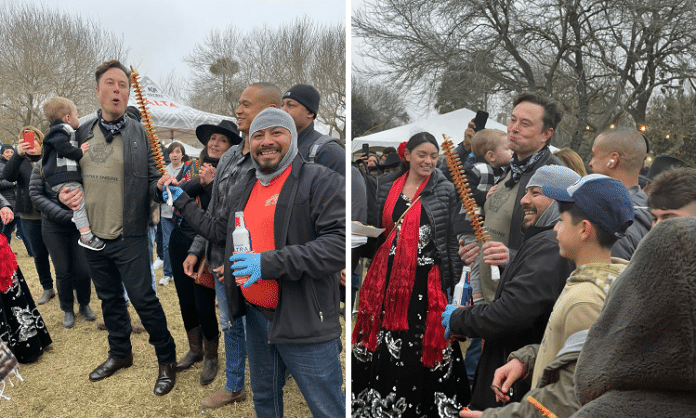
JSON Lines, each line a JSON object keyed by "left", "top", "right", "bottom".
{"left": 168, "top": 119, "right": 242, "bottom": 386}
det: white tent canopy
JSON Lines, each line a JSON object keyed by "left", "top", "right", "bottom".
{"left": 351, "top": 108, "right": 508, "bottom": 153}
{"left": 127, "top": 76, "right": 230, "bottom": 145}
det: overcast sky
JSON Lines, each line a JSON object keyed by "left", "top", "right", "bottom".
{"left": 13, "top": 0, "right": 346, "bottom": 82}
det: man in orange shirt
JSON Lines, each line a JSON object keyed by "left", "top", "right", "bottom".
{"left": 164, "top": 108, "right": 345, "bottom": 417}
{"left": 228, "top": 108, "right": 345, "bottom": 417}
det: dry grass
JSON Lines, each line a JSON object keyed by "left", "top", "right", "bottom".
{"left": 1, "top": 238, "right": 346, "bottom": 417}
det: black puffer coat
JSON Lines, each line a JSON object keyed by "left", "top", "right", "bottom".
{"left": 28, "top": 163, "right": 73, "bottom": 226}
{"left": 0, "top": 156, "right": 16, "bottom": 208}
{"left": 2, "top": 152, "right": 37, "bottom": 214}
{"left": 376, "top": 168, "right": 465, "bottom": 292}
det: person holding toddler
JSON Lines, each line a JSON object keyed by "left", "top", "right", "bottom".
{"left": 41, "top": 97, "right": 104, "bottom": 251}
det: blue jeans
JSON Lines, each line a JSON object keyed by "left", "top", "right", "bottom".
{"left": 214, "top": 271, "right": 246, "bottom": 392}
{"left": 245, "top": 305, "right": 345, "bottom": 418}
{"left": 160, "top": 217, "right": 175, "bottom": 277}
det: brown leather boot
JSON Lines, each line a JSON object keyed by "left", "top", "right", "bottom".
{"left": 176, "top": 326, "right": 204, "bottom": 371}
{"left": 200, "top": 334, "right": 219, "bottom": 386}
{"left": 200, "top": 388, "right": 247, "bottom": 409}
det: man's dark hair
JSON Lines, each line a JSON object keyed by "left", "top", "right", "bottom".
{"left": 558, "top": 201, "right": 618, "bottom": 249}
{"left": 648, "top": 168, "right": 696, "bottom": 210}
{"left": 382, "top": 146, "right": 397, "bottom": 155}
{"left": 95, "top": 60, "right": 131, "bottom": 87}
{"left": 513, "top": 91, "right": 563, "bottom": 134}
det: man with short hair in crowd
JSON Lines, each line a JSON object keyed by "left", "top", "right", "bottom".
{"left": 439, "top": 119, "right": 477, "bottom": 183}
{"left": 282, "top": 83, "right": 345, "bottom": 175}
{"left": 588, "top": 127, "right": 651, "bottom": 259}
{"left": 647, "top": 167, "right": 696, "bottom": 225}
{"left": 176, "top": 82, "right": 283, "bottom": 409}
{"left": 165, "top": 108, "right": 345, "bottom": 417}
{"left": 59, "top": 60, "right": 177, "bottom": 396}
{"left": 380, "top": 146, "right": 396, "bottom": 165}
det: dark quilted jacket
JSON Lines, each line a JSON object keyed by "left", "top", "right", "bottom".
{"left": 376, "top": 168, "right": 465, "bottom": 292}
{"left": 28, "top": 162, "right": 73, "bottom": 225}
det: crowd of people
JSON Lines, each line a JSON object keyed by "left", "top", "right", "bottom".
{"left": 352, "top": 91, "right": 696, "bottom": 417}
{"left": 0, "top": 60, "right": 346, "bottom": 417}
{"left": 1, "top": 58, "right": 696, "bottom": 417}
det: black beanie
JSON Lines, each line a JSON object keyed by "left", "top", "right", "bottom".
{"left": 283, "top": 84, "right": 320, "bottom": 118}
{"left": 1, "top": 144, "right": 13, "bottom": 154}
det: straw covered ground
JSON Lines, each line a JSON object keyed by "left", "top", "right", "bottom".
{"left": 1, "top": 238, "right": 346, "bottom": 417}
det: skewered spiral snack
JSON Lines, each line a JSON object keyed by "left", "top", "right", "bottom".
{"left": 526, "top": 396, "right": 559, "bottom": 418}
{"left": 441, "top": 134, "right": 490, "bottom": 242}
{"left": 130, "top": 66, "right": 166, "bottom": 175}
{"left": 130, "top": 66, "right": 172, "bottom": 205}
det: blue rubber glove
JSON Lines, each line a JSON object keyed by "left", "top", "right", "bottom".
{"left": 229, "top": 252, "right": 262, "bottom": 288}
{"left": 162, "top": 186, "right": 183, "bottom": 202}
{"left": 441, "top": 304, "right": 459, "bottom": 340}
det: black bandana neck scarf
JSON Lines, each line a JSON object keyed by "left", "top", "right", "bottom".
{"left": 98, "top": 109, "right": 126, "bottom": 143}
{"left": 505, "top": 145, "right": 549, "bottom": 187}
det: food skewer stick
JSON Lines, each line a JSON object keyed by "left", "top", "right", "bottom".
{"left": 441, "top": 134, "right": 490, "bottom": 243}
{"left": 130, "top": 66, "right": 173, "bottom": 205}
{"left": 526, "top": 396, "right": 559, "bottom": 418}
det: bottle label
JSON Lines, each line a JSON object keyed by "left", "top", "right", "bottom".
{"left": 233, "top": 244, "right": 250, "bottom": 253}
{"left": 453, "top": 268, "right": 472, "bottom": 306}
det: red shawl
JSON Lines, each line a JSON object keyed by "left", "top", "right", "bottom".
{"left": 352, "top": 172, "right": 449, "bottom": 367}
{"left": 0, "top": 234, "right": 17, "bottom": 293}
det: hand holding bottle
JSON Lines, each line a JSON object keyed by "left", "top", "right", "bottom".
{"left": 230, "top": 252, "right": 261, "bottom": 287}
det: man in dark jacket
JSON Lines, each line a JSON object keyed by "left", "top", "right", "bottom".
{"left": 282, "top": 83, "right": 345, "bottom": 176}
{"left": 59, "top": 60, "right": 177, "bottom": 396}
{"left": 588, "top": 127, "right": 651, "bottom": 260}
{"left": 443, "top": 165, "right": 579, "bottom": 410}
{"left": 180, "top": 82, "right": 282, "bottom": 409}
{"left": 166, "top": 108, "right": 345, "bottom": 417}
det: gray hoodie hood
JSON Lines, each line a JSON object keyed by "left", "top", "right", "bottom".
{"left": 248, "top": 108, "right": 298, "bottom": 185}
{"left": 535, "top": 200, "right": 560, "bottom": 228}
